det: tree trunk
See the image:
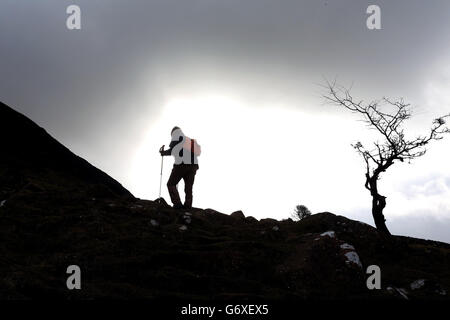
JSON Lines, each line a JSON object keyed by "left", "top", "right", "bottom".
{"left": 371, "top": 194, "right": 391, "bottom": 235}
{"left": 367, "top": 175, "right": 391, "bottom": 235}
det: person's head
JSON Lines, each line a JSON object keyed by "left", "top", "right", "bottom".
{"left": 171, "top": 126, "right": 180, "bottom": 135}
{"left": 171, "top": 126, "right": 184, "bottom": 140}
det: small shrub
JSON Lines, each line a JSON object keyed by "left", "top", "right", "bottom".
{"left": 291, "top": 204, "right": 311, "bottom": 221}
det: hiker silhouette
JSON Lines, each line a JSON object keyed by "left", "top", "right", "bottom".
{"left": 159, "top": 126, "right": 201, "bottom": 209}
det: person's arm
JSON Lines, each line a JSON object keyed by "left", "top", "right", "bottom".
{"left": 160, "top": 148, "right": 170, "bottom": 156}
{"left": 160, "top": 139, "right": 179, "bottom": 156}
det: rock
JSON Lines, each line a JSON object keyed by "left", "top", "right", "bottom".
{"left": 410, "top": 279, "right": 426, "bottom": 290}
{"left": 149, "top": 219, "right": 159, "bottom": 227}
{"left": 155, "top": 197, "right": 169, "bottom": 207}
{"left": 230, "top": 211, "right": 245, "bottom": 219}
{"left": 260, "top": 218, "right": 278, "bottom": 224}
{"left": 320, "top": 231, "right": 336, "bottom": 238}
{"left": 340, "top": 243, "right": 355, "bottom": 250}
{"left": 179, "top": 225, "right": 188, "bottom": 231}
{"left": 339, "top": 241, "right": 362, "bottom": 268}
{"left": 245, "top": 216, "right": 258, "bottom": 223}
{"left": 387, "top": 287, "right": 409, "bottom": 300}
{"left": 436, "top": 288, "right": 447, "bottom": 296}
{"left": 0, "top": 200, "right": 6, "bottom": 208}
{"left": 344, "top": 251, "right": 362, "bottom": 268}
{"left": 272, "top": 226, "right": 279, "bottom": 231}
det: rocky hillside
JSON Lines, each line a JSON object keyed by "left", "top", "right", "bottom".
{"left": 0, "top": 101, "right": 132, "bottom": 201}
{"left": 0, "top": 102, "right": 449, "bottom": 300}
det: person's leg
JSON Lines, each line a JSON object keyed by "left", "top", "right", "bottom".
{"left": 167, "top": 166, "right": 183, "bottom": 208}
{"left": 182, "top": 166, "right": 197, "bottom": 209}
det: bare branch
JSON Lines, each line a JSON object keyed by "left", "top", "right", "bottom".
{"left": 324, "top": 80, "right": 450, "bottom": 177}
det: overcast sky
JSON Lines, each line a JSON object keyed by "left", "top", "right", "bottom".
{"left": 1, "top": 0, "right": 450, "bottom": 243}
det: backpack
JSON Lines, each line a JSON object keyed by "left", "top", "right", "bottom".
{"left": 182, "top": 137, "right": 201, "bottom": 156}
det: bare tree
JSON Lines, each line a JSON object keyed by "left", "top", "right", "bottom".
{"left": 324, "top": 80, "right": 450, "bottom": 235}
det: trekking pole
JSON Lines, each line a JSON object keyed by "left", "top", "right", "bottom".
{"left": 158, "top": 145, "right": 165, "bottom": 198}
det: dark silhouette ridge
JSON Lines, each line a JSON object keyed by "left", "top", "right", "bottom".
{"left": 0, "top": 101, "right": 133, "bottom": 199}
{"left": 0, "top": 101, "right": 449, "bottom": 300}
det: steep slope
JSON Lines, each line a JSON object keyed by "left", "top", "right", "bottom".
{"left": 0, "top": 101, "right": 132, "bottom": 200}
{"left": 0, "top": 101, "right": 449, "bottom": 300}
